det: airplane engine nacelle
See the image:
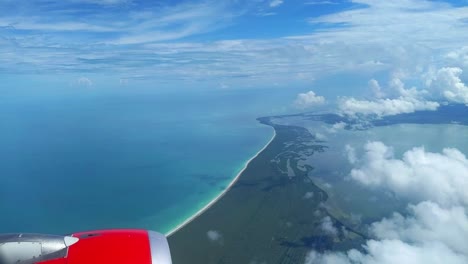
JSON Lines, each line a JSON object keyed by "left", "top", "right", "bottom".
{"left": 0, "top": 229, "right": 172, "bottom": 264}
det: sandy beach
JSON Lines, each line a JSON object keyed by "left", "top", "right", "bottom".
{"left": 166, "top": 127, "right": 276, "bottom": 237}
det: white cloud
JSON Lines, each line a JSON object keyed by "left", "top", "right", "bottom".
{"left": 339, "top": 76, "right": 439, "bottom": 117}
{"left": 71, "top": 0, "right": 131, "bottom": 5}
{"left": 425, "top": 67, "right": 468, "bottom": 105}
{"left": 294, "top": 91, "right": 326, "bottom": 109}
{"left": 2, "top": 0, "right": 468, "bottom": 88}
{"left": 304, "top": 1, "right": 338, "bottom": 5}
{"left": 349, "top": 141, "right": 468, "bottom": 207}
{"left": 308, "top": 0, "right": 468, "bottom": 49}
{"left": 207, "top": 230, "right": 222, "bottom": 242}
{"left": 388, "top": 77, "right": 428, "bottom": 99}
{"left": 304, "top": 192, "right": 314, "bottom": 199}
{"left": 109, "top": 2, "right": 238, "bottom": 45}
{"left": 269, "top": 0, "right": 283, "bottom": 8}
{"left": 315, "top": 133, "right": 327, "bottom": 141}
{"left": 445, "top": 46, "right": 468, "bottom": 68}
{"left": 258, "top": 12, "right": 277, "bottom": 16}
{"left": 2, "top": 0, "right": 468, "bottom": 89}
{"left": 305, "top": 202, "right": 468, "bottom": 264}
{"left": 0, "top": 20, "right": 116, "bottom": 32}
{"left": 369, "top": 79, "right": 385, "bottom": 98}
{"left": 320, "top": 216, "right": 338, "bottom": 236}
{"left": 327, "top": 122, "right": 346, "bottom": 133}
{"left": 0, "top": 1, "right": 238, "bottom": 43}
{"left": 305, "top": 141, "right": 468, "bottom": 264}
{"left": 306, "top": 238, "right": 468, "bottom": 264}
{"left": 370, "top": 201, "right": 468, "bottom": 255}
{"left": 338, "top": 97, "right": 439, "bottom": 117}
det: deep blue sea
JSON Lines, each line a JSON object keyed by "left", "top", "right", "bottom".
{"left": 0, "top": 87, "right": 298, "bottom": 234}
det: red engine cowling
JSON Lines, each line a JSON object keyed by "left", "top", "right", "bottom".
{"left": 0, "top": 229, "right": 172, "bottom": 264}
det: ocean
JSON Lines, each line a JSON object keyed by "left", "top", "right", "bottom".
{"left": 0, "top": 87, "right": 295, "bottom": 234}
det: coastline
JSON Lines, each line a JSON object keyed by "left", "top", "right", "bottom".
{"left": 167, "top": 121, "right": 336, "bottom": 264}
{"left": 166, "top": 127, "right": 276, "bottom": 237}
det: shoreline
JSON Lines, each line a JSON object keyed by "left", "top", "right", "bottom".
{"left": 166, "top": 127, "right": 276, "bottom": 237}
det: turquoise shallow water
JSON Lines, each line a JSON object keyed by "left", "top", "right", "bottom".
{"left": 0, "top": 87, "right": 291, "bottom": 234}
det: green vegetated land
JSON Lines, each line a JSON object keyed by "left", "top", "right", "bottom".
{"left": 168, "top": 117, "right": 365, "bottom": 264}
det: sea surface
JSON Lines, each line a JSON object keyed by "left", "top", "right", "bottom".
{"left": 0, "top": 87, "right": 296, "bottom": 234}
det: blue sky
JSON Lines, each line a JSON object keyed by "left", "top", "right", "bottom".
{"left": 1, "top": 0, "right": 468, "bottom": 95}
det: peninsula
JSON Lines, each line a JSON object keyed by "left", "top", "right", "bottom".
{"left": 167, "top": 117, "right": 365, "bottom": 264}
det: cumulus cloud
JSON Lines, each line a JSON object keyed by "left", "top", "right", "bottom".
{"left": 370, "top": 201, "right": 468, "bottom": 255}
{"left": 305, "top": 142, "right": 468, "bottom": 264}
{"left": 369, "top": 79, "right": 385, "bottom": 98}
{"left": 294, "top": 91, "right": 326, "bottom": 109}
{"left": 339, "top": 97, "right": 439, "bottom": 117}
{"left": 446, "top": 46, "right": 468, "bottom": 68}
{"left": 389, "top": 77, "right": 429, "bottom": 99}
{"left": 339, "top": 77, "right": 439, "bottom": 117}
{"left": 320, "top": 216, "right": 338, "bottom": 236}
{"left": 349, "top": 141, "right": 468, "bottom": 207}
{"left": 305, "top": 201, "right": 468, "bottom": 264}
{"left": 306, "top": 237, "right": 468, "bottom": 264}
{"left": 207, "top": 230, "right": 222, "bottom": 242}
{"left": 326, "top": 122, "right": 346, "bottom": 133}
{"left": 425, "top": 67, "right": 468, "bottom": 105}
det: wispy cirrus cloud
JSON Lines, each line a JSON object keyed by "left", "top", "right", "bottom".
{"left": 0, "top": 19, "right": 116, "bottom": 32}
{"left": 269, "top": 0, "right": 284, "bottom": 8}
{"left": 0, "top": 1, "right": 239, "bottom": 40}
{"left": 71, "top": 0, "right": 133, "bottom": 4}
{"left": 108, "top": 1, "right": 240, "bottom": 45}
{"left": 304, "top": 0, "right": 338, "bottom": 5}
{"left": 1, "top": 0, "right": 468, "bottom": 92}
